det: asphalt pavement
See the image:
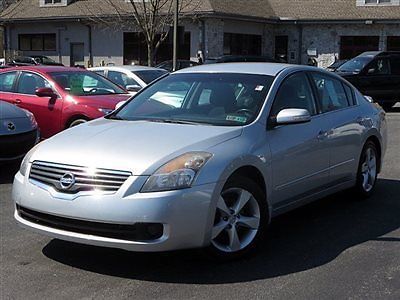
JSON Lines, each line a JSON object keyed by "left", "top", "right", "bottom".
{"left": 1, "top": 108, "right": 399, "bottom": 300}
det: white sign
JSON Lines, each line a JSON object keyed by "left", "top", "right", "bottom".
{"left": 0, "top": 58, "right": 5, "bottom": 66}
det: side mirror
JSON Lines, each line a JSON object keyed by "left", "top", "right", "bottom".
{"left": 126, "top": 84, "right": 141, "bottom": 93}
{"left": 275, "top": 108, "right": 311, "bottom": 126}
{"left": 35, "top": 87, "right": 57, "bottom": 98}
{"left": 115, "top": 100, "right": 127, "bottom": 110}
{"left": 367, "top": 68, "right": 376, "bottom": 75}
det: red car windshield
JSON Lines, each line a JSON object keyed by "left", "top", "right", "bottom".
{"left": 49, "top": 71, "right": 126, "bottom": 96}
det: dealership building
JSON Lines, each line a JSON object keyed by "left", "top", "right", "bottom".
{"left": 1, "top": 0, "right": 400, "bottom": 67}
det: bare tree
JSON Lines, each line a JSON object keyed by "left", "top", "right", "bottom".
{"left": 86, "top": 0, "right": 201, "bottom": 66}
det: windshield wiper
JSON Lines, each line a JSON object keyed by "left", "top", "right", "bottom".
{"left": 145, "top": 118, "right": 210, "bottom": 125}
{"left": 107, "top": 115, "right": 125, "bottom": 120}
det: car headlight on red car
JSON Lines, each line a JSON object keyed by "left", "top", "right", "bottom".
{"left": 141, "top": 152, "right": 213, "bottom": 192}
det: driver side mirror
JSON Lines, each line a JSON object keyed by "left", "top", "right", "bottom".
{"left": 126, "top": 84, "right": 141, "bottom": 93}
{"left": 272, "top": 108, "right": 311, "bottom": 126}
{"left": 35, "top": 87, "right": 57, "bottom": 98}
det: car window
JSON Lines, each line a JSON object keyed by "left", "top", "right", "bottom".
{"left": 390, "top": 56, "right": 400, "bottom": 75}
{"left": 17, "top": 72, "right": 51, "bottom": 95}
{"left": 366, "top": 58, "right": 390, "bottom": 75}
{"left": 271, "top": 72, "right": 317, "bottom": 116}
{"left": 311, "top": 73, "right": 349, "bottom": 113}
{"left": 0, "top": 72, "right": 17, "bottom": 92}
{"left": 134, "top": 70, "right": 168, "bottom": 84}
{"left": 343, "top": 83, "right": 356, "bottom": 106}
{"left": 94, "top": 70, "right": 105, "bottom": 76}
{"left": 108, "top": 71, "right": 140, "bottom": 88}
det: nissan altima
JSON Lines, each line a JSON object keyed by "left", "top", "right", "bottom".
{"left": 12, "top": 63, "right": 387, "bottom": 259}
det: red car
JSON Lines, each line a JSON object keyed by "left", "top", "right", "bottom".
{"left": 0, "top": 66, "right": 131, "bottom": 138}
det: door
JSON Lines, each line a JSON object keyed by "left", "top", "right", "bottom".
{"left": 275, "top": 36, "right": 288, "bottom": 63}
{"left": 267, "top": 72, "right": 331, "bottom": 208}
{"left": 70, "top": 43, "right": 85, "bottom": 67}
{"left": 15, "top": 72, "right": 63, "bottom": 138}
{"left": 357, "top": 57, "right": 393, "bottom": 101}
{"left": 308, "top": 72, "right": 361, "bottom": 184}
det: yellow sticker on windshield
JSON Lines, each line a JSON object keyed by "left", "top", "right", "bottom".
{"left": 226, "top": 115, "right": 247, "bottom": 123}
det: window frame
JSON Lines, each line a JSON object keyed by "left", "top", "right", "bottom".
{"left": 18, "top": 34, "right": 57, "bottom": 52}
{"left": 15, "top": 71, "right": 55, "bottom": 97}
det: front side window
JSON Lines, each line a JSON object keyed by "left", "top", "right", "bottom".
{"left": 311, "top": 73, "right": 349, "bottom": 113}
{"left": 365, "top": 58, "right": 390, "bottom": 75}
{"left": 271, "top": 73, "right": 317, "bottom": 116}
{"left": 337, "top": 56, "right": 373, "bottom": 73}
{"left": 108, "top": 71, "right": 140, "bottom": 88}
{"left": 113, "top": 73, "right": 274, "bottom": 126}
{"left": 49, "top": 71, "right": 126, "bottom": 96}
{"left": 133, "top": 70, "right": 168, "bottom": 84}
{"left": 17, "top": 72, "right": 51, "bottom": 95}
{"left": 0, "top": 72, "right": 17, "bottom": 92}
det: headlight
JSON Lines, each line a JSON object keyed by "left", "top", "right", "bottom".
{"left": 20, "top": 147, "right": 36, "bottom": 176}
{"left": 141, "top": 152, "right": 212, "bottom": 192}
{"left": 98, "top": 108, "right": 114, "bottom": 115}
{"left": 21, "top": 108, "right": 38, "bottom": 129}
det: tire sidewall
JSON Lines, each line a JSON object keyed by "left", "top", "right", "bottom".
{"left": 355, "top": 141, "right": 378, "bottom": 198}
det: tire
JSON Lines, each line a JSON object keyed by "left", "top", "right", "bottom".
{"left": 68, "top": 118, "right": 88, "bottom": 128}
{"left": 354, "top": 141, "right": 379, "bottom": 198}
{"left": 206, "top": 175, "right": 268, "bottom": 260}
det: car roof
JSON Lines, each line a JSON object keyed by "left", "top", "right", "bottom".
{"left": 358, "top": 51, "right": 400, "bottom": 58}
{"left": 90, "top": 65, "right": 164, "bottom": 72}
{"left": 174, "top": 62, "right": 293, "bottom": 76}
{"left": 0, "top": 66, "right": 88, "bottom": 73}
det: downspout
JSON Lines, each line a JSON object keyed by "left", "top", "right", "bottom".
{"left": 86, "top": 24, "right": 93, "bottom": 67}
{"left": 297, "top": 22, "right": 303, "bottom": 65}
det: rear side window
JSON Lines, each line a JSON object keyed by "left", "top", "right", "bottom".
{"left": 0, "top": 72, "right": 17, "bottom": 92}
{"left": 108, "top": 71, "right": 140, "bottom": 88}
{"left": 343, "top": 83, "right": 356, "bottom": 106}
{"left": 311, "top": 73, "right": 349, "bottom": 113}
{"left": 390, "top": 56, "right": 400, "bottom": 75}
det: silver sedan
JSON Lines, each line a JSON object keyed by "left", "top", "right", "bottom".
{"left": 12, "top": 63, "right": 387, "bottom": 259}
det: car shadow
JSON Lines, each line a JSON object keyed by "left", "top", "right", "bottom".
{"left": 0, "top": 160, "right": 20, "bottom": 184}
{"left": 42, "top": 178, "right": 400, "bottom": 284}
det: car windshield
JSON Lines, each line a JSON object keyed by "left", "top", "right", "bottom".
{"left": 49, "top": 71, "right": 126, "bottom": 96}
{"left": 112, "top": 73, "right": 274, "bottom": 126}
{"left": 337, "top": 56, "right": 373, "bottom": 73}
{"left": 134, "top": 70, "right": 168, "bottom": 84}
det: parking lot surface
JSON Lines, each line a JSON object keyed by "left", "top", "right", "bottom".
{"left": 1, "top": 108, "right": 399, "bottom": 300}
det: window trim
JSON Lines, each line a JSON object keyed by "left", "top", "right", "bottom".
{"left": 0, "top": 71, "right": 19, "bottom": 93}
{"left": 18, "top": 33, "right": 57, "bottom": 52}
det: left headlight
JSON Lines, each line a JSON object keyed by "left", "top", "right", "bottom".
{"left": 141, "top": 152, "right": 213, "bottom": 193}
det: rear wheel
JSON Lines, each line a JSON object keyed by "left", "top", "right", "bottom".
{"left": 354, "top": 141, "right": 378, "bottom": 198}
{"left": 207, "top": 176, "right": 268, "bottom": 260}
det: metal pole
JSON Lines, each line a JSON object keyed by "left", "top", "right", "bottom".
{"left": 172, "top": 0, "right": 178, "bottom": 72}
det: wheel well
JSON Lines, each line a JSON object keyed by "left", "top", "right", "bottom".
{"left": 366, "top": 135, "right": 382, "bottom": 173}
{"left": 227, "top": 166, "right": 266, "bottom": 197}
{"left": 66, "top": 115, "right": 90, "bottom": 128}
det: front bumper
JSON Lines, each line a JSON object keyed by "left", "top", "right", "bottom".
{"left": 12, "top": 170, "right": 217, "bottom": 252}
{"left": 0, "top": 129, "right": 39, "bottom": 161}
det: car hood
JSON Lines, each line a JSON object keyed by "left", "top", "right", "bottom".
{"left": 0, "top": 101, "right": 27, "bottom": 119}
{"left": 31, "top": 118, "right": 242, "bottom": 175}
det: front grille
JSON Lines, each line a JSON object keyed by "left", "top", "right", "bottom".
{"left": 17, "top": 205, "right": 164, "bottom": 241}
{"left": 0, "top": 129, "right": 38, "bottom": 159}
{"left": 29, "top": 161, "right": 131, "bottom": 194}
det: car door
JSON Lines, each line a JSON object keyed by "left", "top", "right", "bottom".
{"left": 0, "top": 71, "right": 18, "bottom": 104}
{"left": 14, "top": 71, "right": 63, "bottom": 138}
{"left": 357, "top": 57, "right": 392, "bottom": 101}
{"left": 309, "top": 72, "right": 361, "bottom": 184}
{"left": 267, "top": 72, "right": 331, "bottom": 208}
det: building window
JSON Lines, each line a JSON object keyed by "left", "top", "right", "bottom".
{"left": 19, "top": 34, "right": 56, "bottom": 51}
{"left": 223, "top": 33, "right": 262, "bottom": 56}
{"left": 44, "top": 0, "right": 62, "bottom": 4}
{"left": 387, "top": 36, "right": 400, "bottom": 51}
{"left": 340, "top": 36, "right": 379, "bottom": 59}
{"left": 40, "top": 0, "right": 68, "bottom": 7}
{"left": 365, "top": 0, "right": 391, "bottom": 3}
{"left": 357, "top": 0, "right": 400, "bottom": 5}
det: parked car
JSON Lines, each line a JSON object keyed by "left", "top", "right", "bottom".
{"left": 10, "top": 56, "right": 64, "bottom": 66}
{"left": 326, "top": 59, "right": 348, "bottom": 72}
{"left": 335, "top": 51, "right": 400, "bottom": 110}
{"left": 13, "top": 63, "right": 387, "bottom": 259}
{"left": 90, "top": 66, "right": 168, "bottom": 94}
{"left": 0, "top": 66, "right": 131, "bottom": 138}
{"left": 205, "top": 55, "right": 277, "bottom": 64}
{"left": 0, "top": 101, "right": 39, "bottom": 162}
{"left": 156, "top": 60, "right": 199, "bottom": 72}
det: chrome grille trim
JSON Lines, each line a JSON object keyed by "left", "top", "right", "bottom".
{"left": 29, "top": 161, "right": 132, "bottom": 194}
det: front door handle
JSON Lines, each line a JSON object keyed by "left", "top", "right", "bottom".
{"left": 317, "top": 130, "right": 328, "bottom": 140}
{"left": 13, "top": 99, "right": 22, "bottom": 105}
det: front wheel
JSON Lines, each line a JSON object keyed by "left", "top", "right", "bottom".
{"left": 69, "top": 118, "right": 88, "bottom": 128}
{"left": 207, "top": 176, "right": 268, "bottom": 260}
{"left": 354, "top": 141, "right": 379, "bottom": 198}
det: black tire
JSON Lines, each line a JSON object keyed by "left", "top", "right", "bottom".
{"left": 206, "top": 175, "right": 268, "bottom": 261}
{"left": 68, "top": 118, "right": 88, "bottom": 128}
{"left": 353, "top": 141, "right": 379, "bottom": 199}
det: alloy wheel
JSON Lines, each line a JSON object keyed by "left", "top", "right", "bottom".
{"left": 361, "top": 147, "right": 377, "bottom": 193}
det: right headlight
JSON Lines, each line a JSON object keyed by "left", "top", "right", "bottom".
{"left": 141, "top": 152, "right": 212, "bottom": 193}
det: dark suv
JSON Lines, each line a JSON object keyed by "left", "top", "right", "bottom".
{"left": 335, "top": 51, "right": 400, "bottom": 110}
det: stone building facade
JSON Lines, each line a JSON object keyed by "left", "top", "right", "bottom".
{"left": 1, "top": 0, "right": 400, "bottom": 68}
